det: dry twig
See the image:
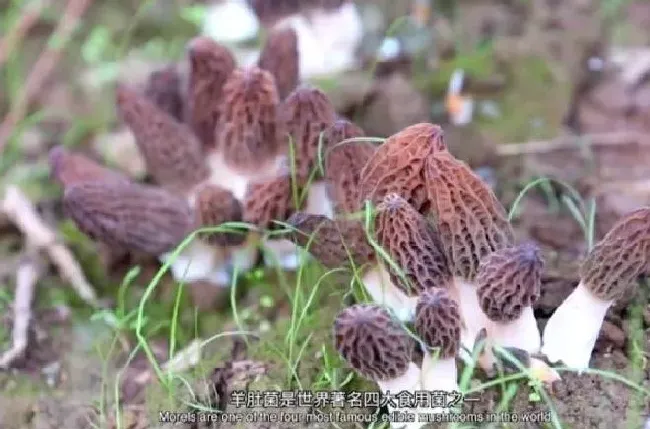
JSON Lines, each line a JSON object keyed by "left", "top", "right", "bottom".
{"left": 0, "top": 0, "right": 94, "bottom": 153}
{"left": 0, "top": 252, "right": 43, "bottom": 369}
{"left": 496, "top": 131, "right": 644, "bottom": 156}
{"left": 1, "top": 185, "right": 99, "bottom": 306}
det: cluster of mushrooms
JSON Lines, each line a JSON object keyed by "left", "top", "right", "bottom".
{"left": 48, "top": 24, "right": 650, "bottom": 427}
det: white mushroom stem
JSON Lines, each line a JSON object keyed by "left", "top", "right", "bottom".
{"left": 361, "top": 263, "right": 419, "bottom": 322}
{"left": 454, "top": 277, "right": 490, "bottom": 362}
{"left": 487, "top": 306, "right": 541, "bottom": 353}
{"left": 159, "top": 240, "right": 232, "bottom": 287}
{"left": 420, "top": 352, "right": 458, "bottom": 414}
{"left": 542, "top": 281, "right": 613, "bottom": 371}
{"left": 376, "top": 362, "right": 423, "bottom": 429}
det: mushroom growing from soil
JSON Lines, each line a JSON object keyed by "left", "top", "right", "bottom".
{"left": 414, "top": 287, "right": 461, "bottom": 410}
{"left": 334, "top": 304, "right": 421, "bottom": 429}
{"left": 475, "top": 243, "right": 544, "bottom": 355}
{"left": 542, "top": 207, "right": 650, "bottom": 371}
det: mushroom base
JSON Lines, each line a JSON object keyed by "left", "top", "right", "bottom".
{"left": 377, "top": 362, "right": 424, "bottom": 429}
{"left": 362, "top": 264, "right": 419, "bottom": 322}
{"left": 488, "top": 306, "right": 541, "bottom": 354}
{"left": 420, "top": 353, "right": 458, "bottom": 414}
{"left": 541, "top": 281, "right": 613, "bottom": 371}
{"left": 261, "top": 238, "right": 305, "bottom": 270}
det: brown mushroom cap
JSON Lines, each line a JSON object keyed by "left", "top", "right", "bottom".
{"left": 374, "top": 193, "right": 451, "bottom": 296}
{"left": 48, "top": 145, "right": 127, "bottom": 187}
{"left": 580, "top": 207, "right": 650, "bottom": 301}
{"left": 323, "top": 120, "right": 376, "bottom": 215}
{"left": 285, "top": 212, "right": 374, "bottom": 268}
{"left": 334, "top": 304, "right": 413, "bottom": 381}
{"left": 243, "top": 175, "right": 301, "bottom": 230}
{"left": 425, "top": 150, "right": 514, "bottom": 280}
{"left": 280, "top": 85, "right": 337, "bottom": 180}
{"left": 143, "top": 64, "right": 184, "bottom": 123}
{"left": 63, "top": 181, "right": 194, "bottom": 255}
{"left": 476, "top": 243, "right": 544, "bottom": 323}
{"left": 258, "top": 27, "right": 299, "bottom": 100}
{"left": 195, "top": 185, "right": 247, "bottom": 246}
{"left": 116, "top": 84, "right": 210, "bottom": 194}
{"left": 186, "top": 37, "right": 236, "bottom": 149}
{"left": 414, "top": 288, "right": 462, "bottom": 359}
{"left": 358, "top": 123, "right": 446, "bottom": 214}
{"left": 216, "top": 67, "right": 283, "bottom": 171}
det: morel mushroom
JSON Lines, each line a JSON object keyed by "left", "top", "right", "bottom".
{"left": 542, "top": 207, "right": 650, "bottom": 370}
{"left": 334, "top": 304, "right": 421, "bottom": 429}
{"left": 414, "top": 287, "right": 461, "bottom": 411}
{"left": 369, "top": 193, "right": 453, "bottom": 321}
{"left": 251, "top": 0, "right": 363, "bottom": 78}
{"left": 242, "top": 86, "right": 339, "bottom": 269}
{"left": 424, "top": 149, "right": 515, "bottom": 359}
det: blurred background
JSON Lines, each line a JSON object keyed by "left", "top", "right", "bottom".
{"left": 0, "top": 0, "right": 649, "bottom": 428}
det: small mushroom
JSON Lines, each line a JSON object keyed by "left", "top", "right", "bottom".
{"left": 414, "top": 287, "right": 461, "bottom": 409}
{"left": 369, "top": 193, "right": 453, "bottom": 321}
{"left": 475, "top": 243, "right": 559, "bottom": 383}
{"left": 143, "top": 64, "right": 184, "bottom": 122}
{"left": 542, "top": 207, "right": 650, "bottom": 371}
{"left": 334, "top": 304, "right": 421, "bottom": 428}
{"left": 424, "top": 149, "right": 514, "bottom": 360}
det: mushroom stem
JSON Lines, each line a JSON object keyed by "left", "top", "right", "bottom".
{"left": 159, "top": 240, "right": 231, "bottom": 287}
{"left": 454, "top": 277, "right": 489, "bottom": 360}
{"left": 376, "top": 362, "right": 423, "bottom": 429}
{"left": 420, "top": 352, "right": 458, "bottom": 413}
{"left": 541, "top": 281, "right": 613, "bottom": 371}
{"left": 488, "top": 306, "right": 540, "bottom": 353}
{"left": 362, "top": 264, "right": 418, "bottom": 322}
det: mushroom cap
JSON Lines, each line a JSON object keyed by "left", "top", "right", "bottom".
{"left": 116, "top": 84, "right": 210, "bottom": 194}
{"left": 243, "top": 175, "right": 301, "bottom": 230}
{"left": 334, "top": 304, "right": 413, "bottom": 381}
{"left": 358, "top": 123, "right": 446, "bottom": 214}
{"left": 258, "top": 27, "right": 299, "bottom": 100}
{"left": 285, "top": 211, "right": 374, "bottom": 268}
{"left": 62, "top": 180, "right": 194, "bottom": 255}
{"left": 580, "top": 207, "right": 650, "bottom": 301}
{"left": 425, "top": 150, "right": 514, "bottom": 280}
{"left": 48, "top": 145, "right": 127, "bottom": 187}
{"left": 414, "top": 287, "right": 462, "bottom": 359}
{"left": 374, "top": 193, "right": 451, "bottom": 296}
{"left": 195, "top": 184, "right": 247, "bottom": 246}
{"left": 323, "top": 120, "right": 376, "bottom": 215}
{"left": 475, "top": 242, "right": 544, "bottom": 323}
{"left": 216, "top": 67, "right": 283, "bottom": 171}
{"left": 280, "top": 85, "right": 337, "bottom": 180}
{"left": 143, "top": 64, "right": 184, "bottom": 122}
{"left": 186, "top": 36, "right": 237, "bottom": 148}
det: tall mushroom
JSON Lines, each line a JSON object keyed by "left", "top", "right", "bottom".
{"left": 424, "top": 149, "right": 515, "bottom": 358}
{"left": 542, "top": 207, "right": 650, "bottom": 370}
{"left": 334, "top": 304, "right": 421, "bottom": 429}
{"left": 414, "top": 287, "right": 461, "bottom": 410}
